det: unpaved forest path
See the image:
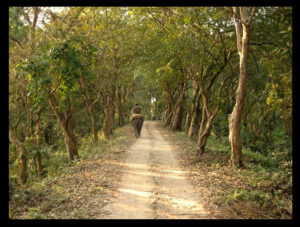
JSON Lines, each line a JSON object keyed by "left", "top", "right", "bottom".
{"left": 99, "top": 121, "right": 212, "bottom": 219}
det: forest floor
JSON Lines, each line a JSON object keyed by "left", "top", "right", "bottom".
{"left": 9, "top": 121, "right": 292, "bottom": 219}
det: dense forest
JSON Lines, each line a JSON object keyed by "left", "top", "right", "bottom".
{"left": 9, "top": 7, "right": 292, "bottom": 219}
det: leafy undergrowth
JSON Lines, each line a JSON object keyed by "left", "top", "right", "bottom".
{"left": 9, "top": 124, "right": 135, "bottom": 219}
{"left": 160, "top": 125, "right": 292, "bottom": 219}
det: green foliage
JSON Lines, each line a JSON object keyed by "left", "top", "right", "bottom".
{"left": 9, "top": 7, "right": 28, "bottom": 42}
{"left": 212, "top": 114, "right": 229, "bottom": 138}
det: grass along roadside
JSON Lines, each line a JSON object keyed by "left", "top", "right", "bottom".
{"left": 160, "top": 126, "right": 292, "bottom": 219}
{"left": 9, "top": 123, "right": 134, "bottom": 219}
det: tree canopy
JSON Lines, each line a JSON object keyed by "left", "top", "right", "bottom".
{"left": 9, "top": 6, "right": 291, "bottom": 191}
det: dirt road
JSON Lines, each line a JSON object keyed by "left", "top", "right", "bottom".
{"left": 100, "top": 121, "right": 212, "bottom": 219}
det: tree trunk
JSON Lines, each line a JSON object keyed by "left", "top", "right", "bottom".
{"left": 170, "top": 103, "right": 183, "bottom": 131}
{"left": 170, "top": 82, "right": 186, "bottom": 131}
{"left": 86, "top": 102, "right": 98, "bottom": 143}
{"left": 110, "top": 111, "right": 115, "bottom": 135}
{"left": 198, "top": 125, "right": 211, "bottom": 154}
{"left": 185, "top": 80, "right": 198, "bottom": 133}
{"left": 102, "top": 91, "right": 114, "bottom": 140}
{"left": 164, "top": 106, "right": 173, "bottom": 127}
{"left": 28, "top": 7, "right": 40, "bottom": 54}
{"left": 116, "top": 99, "right": 124, "bottom": 126}
{"left": 116, "top": 86, "right": 124, "bottom": 126}
{"left": 79, "top": 77, "right": 100, "bottom": 143}
{"left": 198, "top": 115, "right": 216, "bottom": 154}
{"left": 229, "top": 7, "right": 254, "bottom": 168}
{"left": 65, "top": 97, "right": 79, "bottom": 160}
{"left": 184, "top": 112, "right": 192, "bottom": 133}
{"left": 188, "top": 92, "right": 201, "bottom": 139}
{"left": 188, "top": 113, "right": 200, "bottom": 139}
{"left": 109, "top": 92, "right": 115, "bottom": 135}
{"left": 163, "top": 91, "right": 175, "bottom": 127}
{"left": 23, "top": 93, "right": 33, "bottom": 139}
{"left": 198, "top": 107, "right": 207, "bottom": 137}
{"left": 48, "top": 95, "right": 79, "bottom": 161}
{"left": 35, "top": 107, "right": 43, "bottom": 177}
{"left": 90, "top": 111, "right": 98, "bottom": 143}
{"left": 228, "top": 112, "right": 243, "bottom": 168}
{"left": 103, "top": 106, "right": 111, "bottom": 139}
{"left": 155, "top": 109, "right": 162, "bottom": 120}
{"left": 9, "top": 129, "right": 27, "bottom": 184}
{"left": 197, "top": 114, "right": 210, "bottom": 154}
{"left": 64, "top": 127, "right": 78, "bottom": 161}
{"left": 284, "top": 112, "right": 292, "bottom": 140}
{"left": 36, "top": 152, "right": 42, "bottom": 177}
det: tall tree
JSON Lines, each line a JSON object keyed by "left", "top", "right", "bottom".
{"left": 228, "top": 7, "right": 256, "bottom": 168}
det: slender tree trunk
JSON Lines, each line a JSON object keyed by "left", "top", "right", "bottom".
{"left": 163, "top": 101, "right": 173, "bottom": 127}
{"left": 185, "top": 112, "right": 192, "bottom": 133}
{"left": 116, "top": 95, "right": 124, "bottom": 126}
{"left": 163, "top": 90, "right": 176, "bottom": 127}
{"left": 90, "top": 110, "right": 98, "bottom": 143}
{"left": 79, "top": 77, "right": 100, "bottom": 143}
{"left": 185, "top": 80, "right": 198, "bottom": 133}
{"left": 29, "top": 7, "right": 40, "bottom": 54}
{"left": 156, "top": 109, "right": 162, "bottom": 120}
{"left": 116, "top": 86, "right": 124, "bottom": 126}
{"left": 197, "top": 110, "right": 208, "bottom": 153}
{"left": 25, "top": 7, "right": 43, "bottom": 174}
{"left": 102, "top": 91, "right": 114, "bottom": 140}
{"left": 188, "top": 112, "right": 200, "bottom": 139}
{"left": 188, "top": 92, "right": 201, "bottom": 139}
{"left": 170, "top": 100, "right": 184, "bottom": 131}
{"left": 229, "top": 7, "right": 254, "bottom": 168}
{"left": 153, "top": 103, "right": 157, "bottom": 120}
{"left": 9, "top": 129, "right": 27, "bottom": 184}
{"left": 165, "top": 112, "right": 173, "bottom": 127}
{"left": 164, "top": 106, "right": 172, "bottom": 127}
{"left": 64, "top": 127, "right": 78, "bottom": 161}
{"left": 35, "top": 107, "right": 43, "bottom": 177}
{"left": 284, "top": 113, "right": 292, "bottom": 139}
{"left": 23, "top": 93, "right": 32, "bottom": 139}
{"left": 65, "top": 97, "right": 79, "bottom": 160}
{"left": 48, "top": 95, "right": 79, "bottom": 161}
{"left": 198, "top": 113, "right": 220, "bottom": 154}
{"left": 198, "top": 74, "right": 229, "bottom": 153}
{"left": 170, "top": 82, "right": 186, "bottom": 131}
{"left": 198, "top": 117, "right": 214, "bottom": 154}
{"left": 103, "top": 106, "right": 111, "bottom": 139}
{"left": 109, "top": 91, "right": 115, "bottom": 135}
{"left": 86, "top": 102, "right": 98, "bottom": 143}
{"left": 163, "top": 102, "right": 169, "bottom": 123}
{"left": 198, "top": 107, "right": 207, "bottom": 137}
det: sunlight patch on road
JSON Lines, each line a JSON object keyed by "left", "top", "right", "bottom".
{"left": 168, "top": 197, "right": 205, "bottom": 210}
{"left": 119, "top": 188, "right": 152, "bottom": 197}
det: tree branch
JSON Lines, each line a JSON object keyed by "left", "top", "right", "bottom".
{"left": 247, "top": 7, "right": 256, "bottom": 26}
{"left": 49, "top": 77, "right": 62, "bottom": 95}
{"left": 213, "top": 75, "right": 231, "bottom": 117}
{"left": 32, "top": 7, "right": 40, "bottom": 29}
{"left": 9, "top": 35, "right": 23, "bottom": 48}
{"left": 146, "top": 9, "right": 169, "bottom": 32}
{"left": 233, "top": 7, "right": 242, "bottom": 54}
